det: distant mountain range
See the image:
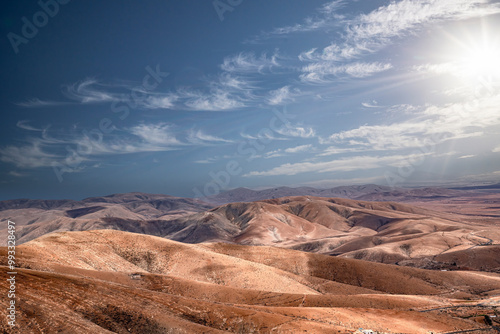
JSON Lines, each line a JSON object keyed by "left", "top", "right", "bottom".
{"left": 0, "top": 192, "right": 212, "bottom": 212}
{"left": 204, "top": 183, "right": 484, "bottom": 204}
{"left": 450, "top": 182, "right": 500, "bottom": 191}
{"left": 0, "top": 192, "right": 213, "bottom": 245}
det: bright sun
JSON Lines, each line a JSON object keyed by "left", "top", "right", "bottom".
{"left": 439, "top": 22, "right": 500, "bottom": 94}
{"left": 460, "top": 45, "right": 500, "bottom": 80}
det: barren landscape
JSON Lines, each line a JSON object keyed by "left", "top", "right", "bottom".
{"left": 2, "top": 186, "right": 500, "bottom": 273}
{"left": 1, "top": 229, "right": 500, "bottom": 333}
{"left": 1, "top": 186, "right": 500, "bottom": 333}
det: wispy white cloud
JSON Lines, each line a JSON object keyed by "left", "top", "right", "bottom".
{"left": 143, "top": 94, "right": 178, "bottom": 109}
{"left": 351, "top": 0, "right": 499, "bottom": 42}
{"left": 221, "top": 52, "right": 280, "bottom": 73}
{"left": 322, "top": 122, "right": 430, "bottom": 150}
{"left": 8, "top": 171, "right": 28, "bottom": 177}
{"left": 68, "top": 131, "right": 182, "bottom": 156}
{"left": 413, "top": 62, "right": 458, "bottom": 75}
{"left": 276, "top": 124, "right": 316, "bottom": 138}
{"left": 194, "top": 157, "right": 219, "bottom": 164}
{"left": 0, "top": 142, "right": 61, "bottom": 168}
{"left": 270, "top": 18, "right": 330, "bottom": 36}
{"left": 216, "top": 73, "right": 254, "bottom": 91}
{"left": 16, "top": 98, "right": 70, "bottom": 108}
{"left": 183, "top": 89, "right": 244, "bottom": 111}
{"left": 239, "top": 132, "right": 289, "bottom": 141}
{"left": 321, "top": 119, "right": 481, "bottom": 151}
{"left": 187, "top": 129, "right": 233, "bottom": 144}
{"left": 321, "top": 93, "right": 500, "bottom": 151}
{"left": 94, "top": 125, "right": 232, "bottom": 154}
{"left": 20, "top": 72, "right": 254, "bottom": 112}
{"left": 300, "top": 62, "right": 392, "bottom": 83}
{"left": 299, "top": 43, "right": 366, "bottom": 63}
{"left": 318, "top": 146, "right": 366, "bottom": 156}
{"left": 0, "top": 122, "right": 234, "bottom": 169}
{"left": 263, "top": 150, "right": 285, "bottom": 159}
{"left": 259, "top": 144, "right": 314, "bottom": 159}
{"left": 130, "top": 123, "right": 181, "bottom": 146}
{"left": 493, "top": 145, "right": 500, "bottom": 153}
{"left": 16, "top": 120, "right": 43, "bottom": 131}
{"left": 267, "top": 86, "right": 299, "bottom": 105}
{"left": 284, "top": 144, "right": 313, "bottom": 153}
{"left": 413, "top": 57, "right": 500, "bottom": 98}
{"left": 458, "top": 155, "right": 475, "bottom": 159}
{"left": 386, "top": 104, "right": 422, "bottom": 114}
{"left": 65, "top": 79, "right": 117, "bottom": 103}
{"left": 299, "top": 0, "right": 500, "bottom": 64}
{"left": 361, "top": 100, "right": 381, "bottom": 108}
{"left": 247, "top": 1, "right": 346, "bottom": 42}
{"left": 244, "top": 153, "right": 427, "bottom": 177}
{"left": 179, "top": 73, "right": 253, "bottom": 111}
{"left": 320, "top": 0, "right": 346, "bottom": 14}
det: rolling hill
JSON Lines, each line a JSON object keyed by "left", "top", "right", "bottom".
{"left": 2, "top": 189, "right": 499, "bottom": 274}
{"left": 0, "top": 192, "right": 213, "bottom": 246}
{"left": 1, "top": 229, "right": 499, "bottom": 333}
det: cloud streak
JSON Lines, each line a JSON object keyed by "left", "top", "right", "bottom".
{"left": 130, "top": 123, "right": 181, "bottom": 146}
{"left": 16, "top": 121, "right": 43, "bottom": 132}
{"left": 0, "top": 142, "right": 60, "bottom": 169}
{"left": 267, "top": 86, "right": 298, "bottom": 105}
{"left": 244, "top": 153, "right": 428, "bottom": 177}
{"left": 16, "top": 98, "right": 70, "bottom": 108}
{"left": 321, "top": 93, "right": 500, "bottom": 152}
{"left": 220, "top": 52, "right": 280, "bottom": 74}
{"left": 276, "top": 124, "right": 316, "bottom": 138}
{"left": 300, "top": 62, "right": 392, "bottom": 83}
{"left": 187, "top": 129, "right": 234, "bottom": 144}
{"left": 247, "top": 0, "right": 346, "bottom": 42}
{"left": 65, "top": 79, "right": 117, "bottom": 103}
{"left": 0, "top": 123, "right": 232, "bottom": 169}
{"left": 300, "top": 0, "right": 500, "bottom": 63}
{"left": 18, "top": 73, "right": 256, "bottom": 112}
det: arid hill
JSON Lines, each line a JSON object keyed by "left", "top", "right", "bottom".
{"left": 0, "top": 192, "right": 212, "bottom": 246}
{"left": 72, "top": 195, "right": 500, "bottom": 272}
{"left": 3, "top": 192, "right": 500, "bottom": 273}
{"left": 1, "top": 229, "right": 500, "bottom": 333}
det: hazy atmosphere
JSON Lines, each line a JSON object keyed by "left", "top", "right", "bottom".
{"left": 1, "top": 0, "right": 500, "bottom": 200}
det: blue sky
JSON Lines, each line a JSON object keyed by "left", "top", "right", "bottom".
{"left": 1, "top": 0, "right": 500, "bottom": 200}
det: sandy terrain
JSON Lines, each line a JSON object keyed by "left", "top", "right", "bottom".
{"left": 1, "top": 229, "right": 499, "bottom": 333}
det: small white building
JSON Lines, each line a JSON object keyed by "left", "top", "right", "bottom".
{"left": 355, "top": 329, "right": 375, "bottom": 334}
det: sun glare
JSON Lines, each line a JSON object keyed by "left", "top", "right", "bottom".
{"left": 460, "top": 44, "right": 500, "bottom": 80}
{"left": 437, "top": 21, "right": 500, "bottom": 95}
